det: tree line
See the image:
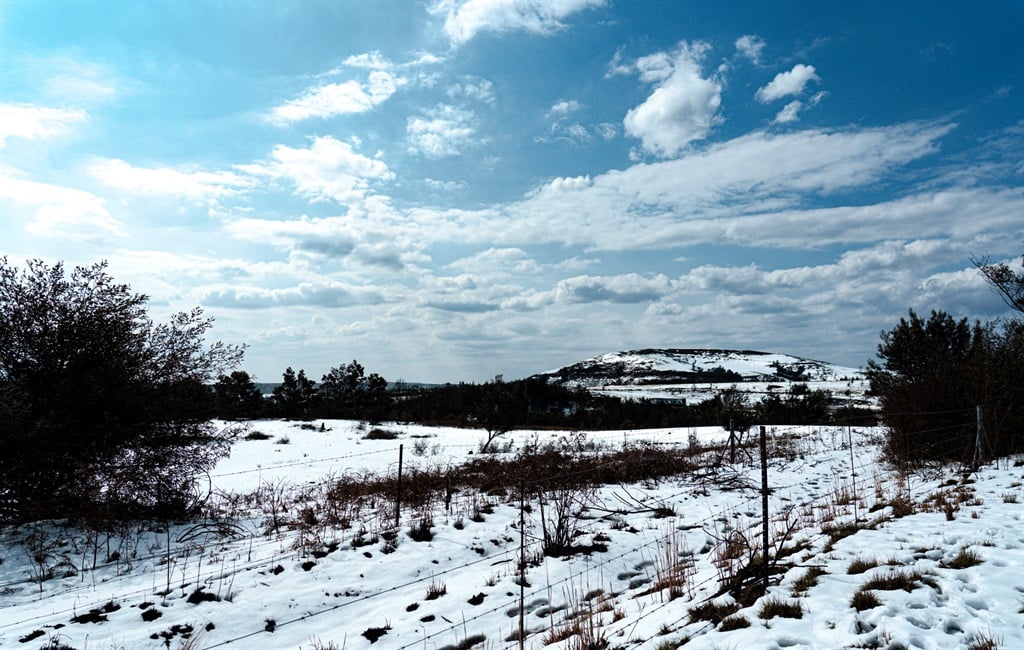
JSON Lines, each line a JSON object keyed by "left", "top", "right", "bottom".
{"left": 213, "top": 366, "right": 868, "bottom": 434}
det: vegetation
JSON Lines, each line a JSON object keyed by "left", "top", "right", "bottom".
{"left": 0, "top": 258, "right": 244, "bottom": 522}
{"left": 867, "top": 309, "right": 1024, "bottom": 465}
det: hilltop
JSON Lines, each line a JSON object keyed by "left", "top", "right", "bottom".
{"left": 533, "top": 348, "right": 871, "bottom": 406}
{"left": 534, "top": 348, "right": 863, "bottom": 387}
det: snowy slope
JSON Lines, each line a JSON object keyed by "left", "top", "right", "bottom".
{"left": 535, "top": 348, "right": 864, "bottom": 387}
{"left": 1, "top": 420, "right": 1020, "bottom": 650}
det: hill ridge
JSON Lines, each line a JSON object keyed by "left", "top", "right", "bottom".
{"left": 534, "top": 347, "right": 864, "bottom": 387}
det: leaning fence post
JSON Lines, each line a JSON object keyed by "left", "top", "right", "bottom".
{"left": 729, "top": 417, "right": 736, "bottom": 463}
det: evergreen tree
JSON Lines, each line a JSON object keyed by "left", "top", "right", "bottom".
{"left": 213, "top": 370, "right": 265, "bottom": 419}
{"left": 271, "top": 367, "right": 317, "bottom": 419}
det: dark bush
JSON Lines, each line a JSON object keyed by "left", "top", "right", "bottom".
{"left": 867, "top": 309, "right": 1024, "bottom": 465}
{"left": 0, "top": 258, "right": 244, "bottom": 522}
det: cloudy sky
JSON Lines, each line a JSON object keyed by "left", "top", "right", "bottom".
{"left": 2, "top": 1, "right": 1023, "bottom": 383}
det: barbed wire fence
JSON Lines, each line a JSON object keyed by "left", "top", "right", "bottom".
{"left": 0, "top": 407, "right": 1008, "bottom": 649}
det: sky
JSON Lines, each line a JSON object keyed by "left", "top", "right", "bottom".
{"left": 2, "top": 0, "right": 1023, "bottom": 384}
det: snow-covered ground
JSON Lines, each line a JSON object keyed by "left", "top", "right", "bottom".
{"left": 588, "top": 379, "right": 873, "bottom": 407}
{"left": 1, "top": 420, "right": 1021, "bottom": 649}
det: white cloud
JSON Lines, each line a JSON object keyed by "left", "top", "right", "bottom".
{"left": 774, "top": 100, "right": 803, "bottom": 123}
{"left": 199, "top": 281, "right": 383, "bottom": 310}
{"left": 446, "top": 247, "right": 541, "bottom": 275}
{"left": 756, "top": 64, "right": 820, "bottom": 103}
{"left": 407, "top": 105, "right": 479, "bottom": 157}
{"left": 547, "top": 99, "right": 581, "bottom": 117}
{"left": 735, "top": 35, "right": 766, "bottom": 64}
{"left": 596, "top": 122, "right": 617, "bottom": 139}
{"left": 424, "top": 177, "right": 468, "bottom": 192}
{"left": 555, "top": 273, "right": 673, "bottom": 304}
{"left": 774, "top": 92, "right": 827, "bottom": 123}
{"left": 0, "top": 104, "right": 87, "bottom": 147}
{"left": 342, "top": 51, "right": 393, "bottom": 70}
{"left": 268, "top": 71, "right": 405, "bottom": 124}
{"left": 229, "top": 122, "right": 967, "bottom": 259}
{"left": 0, "top": 174, "right": 124, "bottom": 240}
{"left": 89, "top": 159, "right": 253, "bottom": 200}
{"left": 623, "top": 42, "right": 722, "bottom": 158}
{"left": 433, "top": 0, "right": 606, "bottom": 45}
{"left": 243, "top": 136, "right": 393, "bottom": 203}
{"left": 447, "top": 78, "right": 496, "bottom": 104}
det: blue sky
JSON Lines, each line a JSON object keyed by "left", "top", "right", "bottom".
{"left": 2, "top": 0, "right": 1023, "bottom": 383}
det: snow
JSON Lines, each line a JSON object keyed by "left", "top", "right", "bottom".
{"left": 1, "top": 420, "right": 1021, "bottom": 650}
{"left": 543, "top": 349, "right": 865, "bottom": 383}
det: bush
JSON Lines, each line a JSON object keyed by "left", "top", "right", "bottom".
{"left": 867, "top": 308, "right": 1024, "bottom": 465}
{"left": 0, "top": 258, "right": 244, "bottom": 521}
{"left": 364, "top": 428, "right": 399, "bottom": 440}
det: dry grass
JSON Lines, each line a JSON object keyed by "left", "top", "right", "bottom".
{"left": 850, "top": 589, "right": 882, "bottom": 611}
{"left": 687, "top": 600, "right": 740, "bottom": 625}
{"left": 941, "top": 547, "right": 983, "bottom": 569}
{"left": 847, "top": 558, "right": 880, "bottom": 574}
{"left": 861, "top": 569, "right": 934, "bottom": 593}
{"left": 792, "top": 566, "right": 827, "bottom": 595}
{"left": 757, "top": 596, "right": 803, "bottom": 620}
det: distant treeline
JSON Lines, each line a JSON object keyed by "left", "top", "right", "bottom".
{"left": 213, "top": 365, "right": 875, "bottom": 430}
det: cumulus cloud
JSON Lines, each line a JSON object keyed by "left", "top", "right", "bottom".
{"left": 268, "top": 71, "right": 405, "bottom": 124}
{"left": 432, "top": 0, "right": 605, "bottom": 45}
{"left": 622, "top": 42, "right": 722, "bottom": 158}
{"left": 0, "top": 104, "right": 87, "bottom": 146}
{"left": 735, "top": 35, "right": 766, "bottom": 64}
{"left": 243, "top": 136, "right": 393, "bottom": 203}
{"left": 756, "top": 64, "right": 820, "bottom": 103}
{"left": 407, "top": 104, "right": 479, "bottom": 157}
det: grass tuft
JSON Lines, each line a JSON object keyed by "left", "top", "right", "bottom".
{"left": 850, "top": 589, "right": 882, "bottom": 611}
{"left": 792, "top": 566, "right": 826, "bottom": 594}
{"left": 847, "top": 558, "right": 880, "bottom": 574}
{"left": 757, "top": 596, "right": 803, "bottom": 620}
{"left": 718, "top": 614, "right": 752, "bottom": 631}
{"left": 687, "top": 600, "right": 740, "bottom": 625}
{"left": 941, "top": 547, "right": 983, "bottom": 570}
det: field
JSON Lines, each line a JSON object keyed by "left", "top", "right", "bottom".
{"left": 1, "top": 420, "right": 1022, "bottom": 649}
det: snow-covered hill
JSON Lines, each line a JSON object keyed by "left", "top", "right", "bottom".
{"left": 535, "top": 348, "right": 864, "bottom": 387}
{"left": 533, "top": 348, "right": 871, "bottom": 406}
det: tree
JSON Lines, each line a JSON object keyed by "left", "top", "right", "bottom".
{"left": 318, "top": 360, "right": 390, "bottom": 422}
{"left": 973, "top": 253, "right": 1024, "bottom": 313}
{"left": 271, "top": 367, "right": 317, "bottom": 419}
{"left": 213, "top": 370, "right": 265, "bottom": 420}
{"left": 477, "top": 376, "right": 518, "bottom": 453}
{"left": 865, "top": 309, "right": 1020, "bottom": 465}
{"left": 0, "top": 258, "right": 244, "bottom": 521}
